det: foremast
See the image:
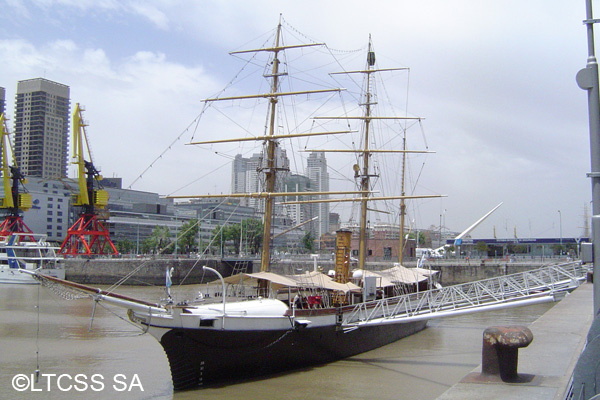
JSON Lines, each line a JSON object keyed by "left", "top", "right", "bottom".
{"left": 260, "top": 20, "right": 283, "bottom": 272}
{"left": 180, "top": 17, "right": 348, "bottom": 272}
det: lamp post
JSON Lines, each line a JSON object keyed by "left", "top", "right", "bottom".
{"left": 577, "top": 0, "right": 600, "bottom": 314}
{"left": 558, "top": 210, "right": 562, "bottom": 246}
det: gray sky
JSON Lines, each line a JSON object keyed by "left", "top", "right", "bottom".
{"left": 0, "top": 0, "right": 592, "bottom": 239}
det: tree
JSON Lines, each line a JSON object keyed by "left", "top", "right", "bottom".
{"left": 408, "top": 231, "right": 426, "bottom": 246}
{"left": 179, "top": 219, "right": 199, "bottom": 254}
{"left": 302, "top": 231, "right": 315, "bottom": 252}
{"left": 242, "top": 218, "right": 263, "bottom": 255}
{"left": 144, "top": 225, "right": 172, "bottom": 254}
{"left": 475, "top": 241, "right": 488, "bottom": 255}
{"left": 209, "top": 219, "right": 263, "bottom": 256}
{"left": 226, "top": 223, "right": 241, "bottom": 253}
{"left": 115, "top": 238, "right": 135, "bottom": 254}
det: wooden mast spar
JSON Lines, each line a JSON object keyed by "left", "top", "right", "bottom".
{"left": 179, "top": 29, "right": 443, "bottom": 275}
{"left": 316, "top": 37, "right": 441, "bottom": 269}
{"left": 181, "top": 18, "right": 347, "bottom": 272}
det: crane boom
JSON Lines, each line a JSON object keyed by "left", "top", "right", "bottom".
{"left": 71, "top": 104, "right": 108, "bottom": 211}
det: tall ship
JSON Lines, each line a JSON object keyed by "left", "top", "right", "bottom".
{"left": 24, "top": 16, "right": 590, "bottom": 390}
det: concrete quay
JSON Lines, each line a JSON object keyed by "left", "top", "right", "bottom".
{"left": 62, "top": 256, "right": 564, "bottom": 286}
{"left": 436, "top": 282, "right": 594, "bottom": 400}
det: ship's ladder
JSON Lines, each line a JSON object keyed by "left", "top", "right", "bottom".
{"left": 341, "top": 261, "right": 589, "bottom": 329}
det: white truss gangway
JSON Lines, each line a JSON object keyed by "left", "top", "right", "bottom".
{"left": 342, "top": 261, "right": 589, "bottom": 330}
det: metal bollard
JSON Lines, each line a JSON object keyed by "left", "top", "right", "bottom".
{"left": 481, "top": 325, "right": 533, "bottom": 382}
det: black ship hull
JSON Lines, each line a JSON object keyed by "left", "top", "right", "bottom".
{"left": 159, "top": 319, "right": 428, "bottom": 390}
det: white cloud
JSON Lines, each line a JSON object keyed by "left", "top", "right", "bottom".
{"left": 128, "top": 2, "right": 170, "bottom": 30}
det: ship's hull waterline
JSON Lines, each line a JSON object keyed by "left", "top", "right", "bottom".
{"left": 150, "top": 318, "right": 427, "bottom": 390}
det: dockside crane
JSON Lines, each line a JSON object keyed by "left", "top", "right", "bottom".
{"left": 0, "top": 113, "right": 34, "bottom": 239}
{"left": 59, "top": 104, "right": 118, "bottom": 256}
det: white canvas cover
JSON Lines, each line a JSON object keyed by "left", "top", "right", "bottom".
{"left": 222, "top": 271, "right": 360, "bottom": 293}
{"left": 358, "top": 265, "right": 438, "bottom": 287}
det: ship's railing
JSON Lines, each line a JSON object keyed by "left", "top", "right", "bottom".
{"left": 343, "top": 261, "right": 589, "bottom": 327}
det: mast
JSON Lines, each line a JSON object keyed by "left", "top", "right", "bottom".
{"left": 183, "top": 18, "right": 346, "bottom": 272}
{"left": 324, "top": 37, "right": 433, "bottom": 269}
{"left": 399, "top": 135, "right": 407, "bottom": 264}
{"left": 260, "top": 19, "right": 283, "bottom": 272}
{"left": 357, "top": 38, "right": 376, "bottom": 270}
{"left": 181, "top": 28, "right": 440, "bottom": 274}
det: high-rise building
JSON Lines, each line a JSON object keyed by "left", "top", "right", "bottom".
{"left": 283, "top": 174, "right": 313, "bottom": 229}
{"left": 231, "top": 153, "right": 261, "bottom": 207}
{"left": 0, "top": 87, "right": 5, "bottom": 115}
{"left": 306, "top": 152, "right": 330, "bottom": 239}
{"left": 14, "top": 78, "right": 70, "bottom": 179}
{"left": 231, "top": 146, "right": 290, "bottom": 210}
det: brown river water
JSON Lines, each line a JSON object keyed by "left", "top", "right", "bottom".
{"left": 0, "top": 283, "right": 554, "bottom": 400}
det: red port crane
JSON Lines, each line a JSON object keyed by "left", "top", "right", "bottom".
{"left": 59, "top": 104, "right": 118, "bottom": 256}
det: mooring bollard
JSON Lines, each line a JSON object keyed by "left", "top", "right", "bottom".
{"left": 481, "top": 325, "right": 533, "bottom": 382}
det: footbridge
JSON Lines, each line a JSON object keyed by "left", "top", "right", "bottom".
{"left": 342, "top": 261, "right": 589, "bottom": 329}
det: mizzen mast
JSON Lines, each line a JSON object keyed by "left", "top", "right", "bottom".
{"left": 399, "top": 135, "right": 407, "bottom": 264}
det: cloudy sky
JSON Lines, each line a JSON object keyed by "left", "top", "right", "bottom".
{"left": 0, "top": 0, "right": 593, "bottom": 240}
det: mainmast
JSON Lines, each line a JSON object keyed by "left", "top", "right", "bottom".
{"left": 357, "top": 40, "right": 376, "bottom": 270}
{"left": 316, "top": 37, "right": 434, "bottom": 270}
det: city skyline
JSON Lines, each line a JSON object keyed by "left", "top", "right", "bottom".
{"left": 0, "top": 1, "right": 591, "bottom": 239}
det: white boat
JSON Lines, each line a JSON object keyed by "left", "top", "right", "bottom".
{"left": 0, "top": 233, "right": 65, "bottom": 284}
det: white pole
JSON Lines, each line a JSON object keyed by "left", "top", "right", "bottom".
{"left": 202, "top": 266, "right": 226, "bottom": 318}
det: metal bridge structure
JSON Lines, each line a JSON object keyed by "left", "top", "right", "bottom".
{"left": 342, "top": 261, "right": 589, "bottom": 330}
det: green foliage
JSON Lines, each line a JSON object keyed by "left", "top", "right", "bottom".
{"left": 407, "top": 231, "right": 426, "bottom": 246}
{"left": 209, "top": 219, "right": 263, "bottom": 255}
{"left": 143, "top": 225, "right": 172, "bottom": 254}
{"left": 178, "top": 219, "right": 199, "bottom": 253}
{"left": 115, "top": 238, "right": 135, "bottom": 254}
{"left": 475, "top": 241, "right": 488, "bottom": 254}
{"left": 302, "top": 231, "right": 315, "bottom": 252}
{"left": 242, "top": 218, "right": 263, "bottom": 254}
